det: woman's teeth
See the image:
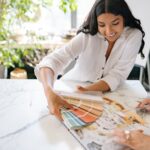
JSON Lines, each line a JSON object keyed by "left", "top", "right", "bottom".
{"left": 108, "top": 33, "right": 115, "bottom": 37}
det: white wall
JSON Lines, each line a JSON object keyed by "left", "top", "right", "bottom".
{"left": 127, "top": 0, "right": 150, "bottom": 48}
{"left": 126, "top": 0, "right": 150, "bottom": 66}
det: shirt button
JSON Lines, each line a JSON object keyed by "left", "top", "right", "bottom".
{"left": 102, "top": 67, "right": 104, "bottom": 70}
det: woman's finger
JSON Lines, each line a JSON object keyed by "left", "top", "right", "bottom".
{"left": 136, "top": 129, "right": 144, "bottom": 133}
{"left": 54, "top": 107, "right": 63, "bottom": 121}
{"left": 112, "top": 129, "right": 125, "bottom": 136}
{"left": 77, "top": 85, "right": 88, "bottom": 92}
{"left": 62, "top": 100, "right": 74, "bottom": 109}
{"left": 112, "top": 130, "right": 131, "bottom": 144}
{"left": 138, "top": 99, "right": 150, "bottom": 108}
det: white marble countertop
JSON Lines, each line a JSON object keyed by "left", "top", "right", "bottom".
{"left": 0, "top": 79, "right": 149, "bottom": 150}
{"left": 0, "top": 79, "right": 84, "bottom": 150}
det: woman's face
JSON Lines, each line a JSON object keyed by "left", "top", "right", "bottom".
{"left": 97, "top": 13, "right": 124, "bottom": 43}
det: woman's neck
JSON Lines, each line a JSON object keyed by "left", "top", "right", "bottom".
{"left": 105, "top": 41, "right": 115, "bottom": 60}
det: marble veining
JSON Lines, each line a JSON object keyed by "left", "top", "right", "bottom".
{"left": 0, "top": 79, "right": 149, "bottom": 150}
{"left": 0, "top": 79, "right": 84, "bottom": 150}
{"left": 0, "top": 113, "right": 49, "bottom": 140}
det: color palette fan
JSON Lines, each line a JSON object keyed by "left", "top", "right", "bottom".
{"left": 60, "top": 94, "right": 103, "bottom": 130}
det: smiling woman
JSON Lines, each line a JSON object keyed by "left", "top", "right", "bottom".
{"left": 35, "top": 0, "right": 145, "bottom": 120}
{"left": 97, "top": 13, "right": 125, "bottom": 60}
{"left": 97, "top": 14, "right": 124, "bottom": 44}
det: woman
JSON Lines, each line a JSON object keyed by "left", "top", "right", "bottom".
{"left": 35, "top": 0, "right": 145, "bottom": 120}
{"left": 113, "top": 98, "right": 150, "bottom": 150}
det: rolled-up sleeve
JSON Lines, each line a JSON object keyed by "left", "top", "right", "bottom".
{"left": 34, "top": 33, "right": 85, "bottom": 81}
{"left": 101, "top": 30, "right": 143, "bottom": 91}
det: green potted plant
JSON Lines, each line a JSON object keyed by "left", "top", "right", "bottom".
{"left": 0, "top": 0, "right": 78, "bottom": 40}
{"left": 0, "top": 0, "right": 78, "bottom": 78}
{"left": 0, "top": 46, "right": 34, "bottom": 78}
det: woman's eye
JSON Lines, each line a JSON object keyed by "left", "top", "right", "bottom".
{"left": 98, "top": 24, "right": 105, "bottom": 27}
{"left": 112, "top": 22, "right": 119, "bottom": 25}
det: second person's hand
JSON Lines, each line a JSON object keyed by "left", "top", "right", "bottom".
{"left": 137, "top": 98, "right": 150, "bottom": 112}
{"left": 112, "top": 129, "right": 148, "bottom": 150}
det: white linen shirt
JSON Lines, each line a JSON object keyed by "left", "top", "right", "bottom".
{"left": 35, "top": 27, "right": 142, "bottom": 91}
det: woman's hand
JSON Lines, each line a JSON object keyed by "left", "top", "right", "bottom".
{"left": 112, "top": 129, "right": 150, "bottom": 150}
{"left": 77, "top": 80, "right": 110, "bottom": 92}
{"left": 45, "top": 88, "right": 72, "bottom": 121}
{"left": 137, "top": 98, "right": 150, "bottom": 112}
{"left": 77, "top": 85, "right": 92, "bottom": 92}
{"left": 39, "top": 67, "right": 72, "bottom": 121}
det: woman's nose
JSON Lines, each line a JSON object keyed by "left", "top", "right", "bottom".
{"left": 105, "top": 26, "right": 113, "bottom": 35}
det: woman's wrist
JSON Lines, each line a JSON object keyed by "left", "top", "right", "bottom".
{"left": 44, "top": 85, "right": 56, "bottom": 97}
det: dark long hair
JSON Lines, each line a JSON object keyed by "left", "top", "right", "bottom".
{"left": 78, "top": 0, "right": 145, "bottom": 57}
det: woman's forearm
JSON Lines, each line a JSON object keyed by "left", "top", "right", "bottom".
{"left": 39, "top": 67, "right": 55, "bottom": 95}
{"left": 39, "top": 67, "right": 66, "bottom": 117}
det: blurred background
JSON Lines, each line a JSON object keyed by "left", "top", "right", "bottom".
{"left": 0, "top": 0, "right": 149, "bottom": 91}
